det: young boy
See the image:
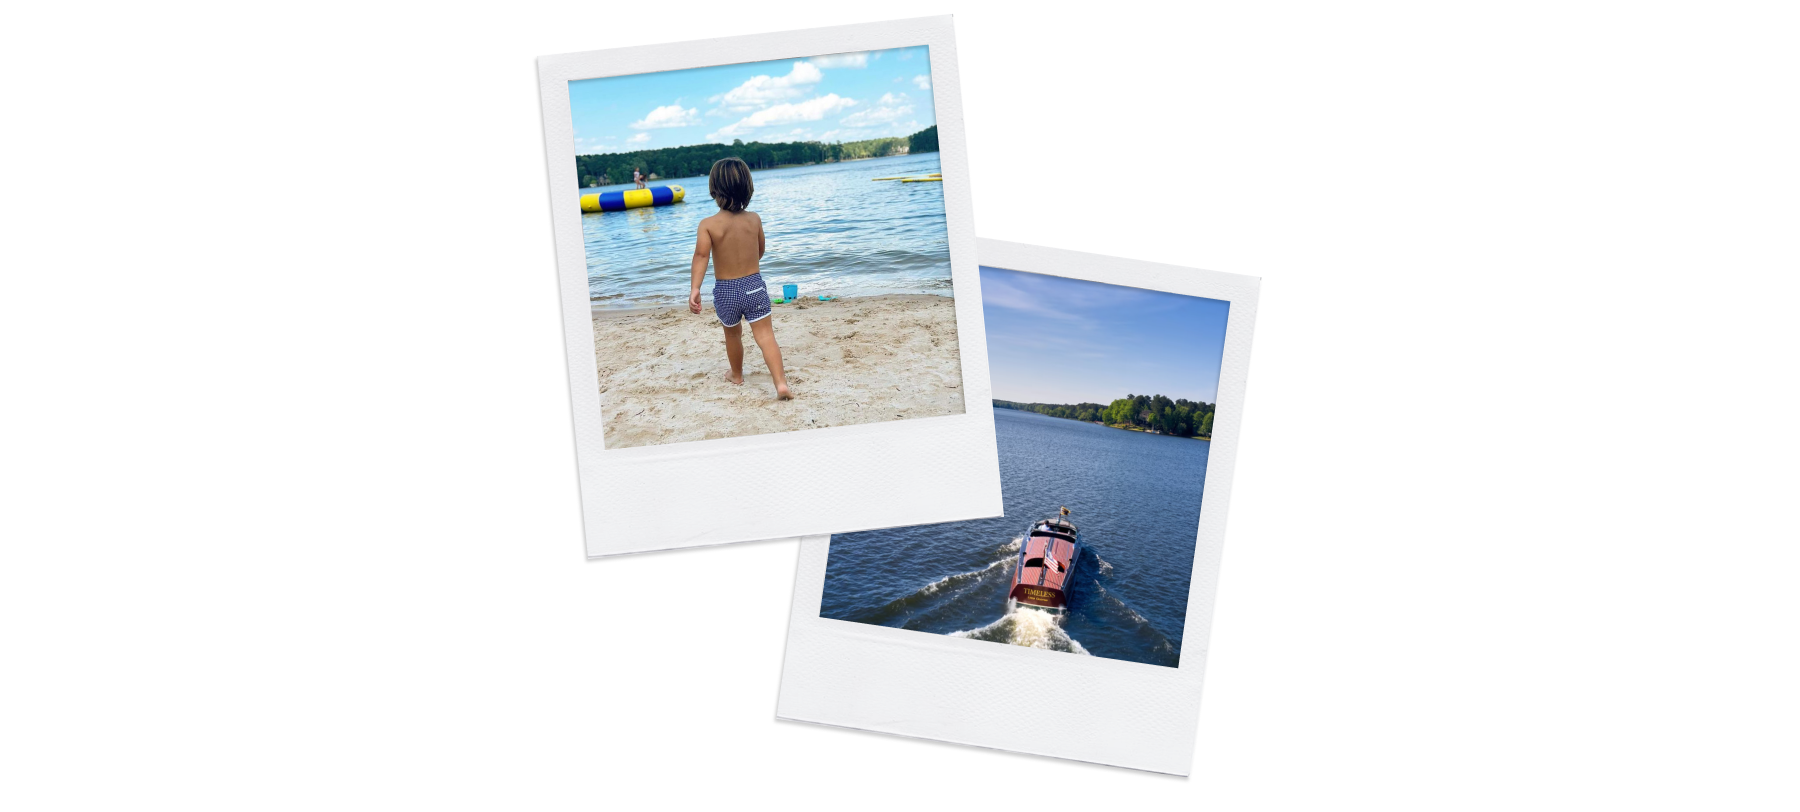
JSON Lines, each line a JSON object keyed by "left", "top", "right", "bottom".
{"left": 688, "top": 157, "right": 793, "bottom": 400}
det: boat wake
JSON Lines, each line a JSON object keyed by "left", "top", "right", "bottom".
{"left": 847, "top": 551, "right": 1016, "bottom": 628}
{"left": 1087, "top": 583, "right": 1179, "bottom": 664}
{"left": 838, "top": 532, "right": 1165, "bottom": 662}
{"left": 950, "top": 606, "right": 1090, "bottom": 655}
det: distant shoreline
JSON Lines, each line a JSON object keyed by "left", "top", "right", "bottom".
{"left": 996, "top": 399, "right": 1215, "bottom": 441}
{"left": 1092, "top": 421, "right": 1211, "bottom": 440}
{"left": 578, "top": 152, "right": 932, "bottom": 192}
{"left": 576, "top": 126, "right": 939, "bottom": 188}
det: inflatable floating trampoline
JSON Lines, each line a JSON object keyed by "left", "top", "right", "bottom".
{"left": 581, "top": 185, "right": 685, "bottom": 213}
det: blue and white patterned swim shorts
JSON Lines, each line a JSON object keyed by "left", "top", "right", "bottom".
{"left": 711, "top": 272, "right": 773, "bottom": 327}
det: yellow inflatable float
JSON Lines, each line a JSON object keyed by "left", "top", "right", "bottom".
{"left": 581, "top": 185, "right": 685, "bottom": 213}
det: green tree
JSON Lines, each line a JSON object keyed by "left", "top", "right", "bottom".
{"left": 992, "top": 394, "right": 1216, "bottom": 437}
{"left": 908, "top": 125, "right": 939, "bottom": 154}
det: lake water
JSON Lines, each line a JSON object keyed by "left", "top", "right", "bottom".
{"left": 819, "top": 407, "right": 1211, "bottom": 667}
{"left": 581, "top": 153, "right": 950, "bottom": 309}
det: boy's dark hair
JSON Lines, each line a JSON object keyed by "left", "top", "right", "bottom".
{"left": 708, "top": 157, "right": 754, "bottom": 212}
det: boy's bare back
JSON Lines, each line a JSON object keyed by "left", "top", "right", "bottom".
{"left": 697, "top": 210, "right": 764, "bottom": 281}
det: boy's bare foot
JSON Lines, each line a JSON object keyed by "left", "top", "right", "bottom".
{"left": 728, "top": 371, "right": 744, "bottom": 385}
{"left": 775, "top": 383, "right": 793, "bottom": 400}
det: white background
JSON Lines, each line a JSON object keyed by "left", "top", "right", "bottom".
{"left": 3, "top": 2, "right": 1796, "bottom": 809}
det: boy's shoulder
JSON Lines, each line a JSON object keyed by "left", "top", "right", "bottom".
{"left": 703, "top": 210, "right": 760, "bottom": 226}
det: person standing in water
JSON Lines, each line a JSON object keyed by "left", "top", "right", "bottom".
{"left": 632, "top": 167, "right": 646, "bottom": 189}
{"left": 688, "top": 157, "right": 792, "bottom": 400}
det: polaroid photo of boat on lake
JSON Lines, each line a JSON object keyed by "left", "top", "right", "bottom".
{"left": 778, "top": 239, "right": 1260, "bottom": 774}
{"left": 539, "top": 17, "right": 999, "bottom": 556}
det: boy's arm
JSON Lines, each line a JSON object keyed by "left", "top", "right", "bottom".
{"left": 757, "top": 217, "right": 766, "bottom": 259}
{"left": 689, "top": 224, "right": 712, "bottom": 314}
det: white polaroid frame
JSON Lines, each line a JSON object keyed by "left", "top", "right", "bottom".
{"left": 538, "top": 17, "right": 1000, "bottom": 557}
{"left": 776, "top": 239, "right": 1261, "bottom": 774}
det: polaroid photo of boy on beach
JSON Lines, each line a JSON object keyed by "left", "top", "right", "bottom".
{"left": 777, "top": 239, "right": 1260, "bottom": 775}
{"left": 539, "top": 17, "right": 1000, "bottom": 556}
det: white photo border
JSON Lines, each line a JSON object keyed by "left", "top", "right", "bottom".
{"left": 538, "top": 17, "right": 1001, "bottom": 557}
{"left": 776, "top": 238, "right": 1261, "bottom": 775}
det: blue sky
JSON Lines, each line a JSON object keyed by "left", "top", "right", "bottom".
{"left": 980, "top": 267, "right": 1232, "bottom": 405}
{"left": 569, "top": 46, "right": 936, "bottom": 154}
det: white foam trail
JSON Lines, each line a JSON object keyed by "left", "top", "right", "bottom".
{"left": 950, "top": 607, "right": 1090, "bottom": 655}
{"left": 919, "top": 557, "right": 1008, "bottom": 596}
{"left": 1094, "top": 583, "right": 1151, "bottom": 626}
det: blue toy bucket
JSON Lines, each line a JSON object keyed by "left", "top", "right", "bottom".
{"left": 782, "top": 283, "right": 798, "bottom": 301}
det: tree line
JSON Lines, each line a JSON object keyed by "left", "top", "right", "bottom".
{"left": 576, "top": 125, "right": 939, "bottom": 188}
{"left": 994, "top": 393, "right": 1216, "bottom": 438}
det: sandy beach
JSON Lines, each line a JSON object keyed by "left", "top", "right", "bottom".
{"left": 593, "top": 294, "right": 965, "bottom": 449}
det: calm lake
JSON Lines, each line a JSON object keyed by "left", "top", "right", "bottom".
{"left": 820, "top": 407, "right": 1211, "bottom": 667}
{"left": 581, "top": 152, "right": 950, "bottom": 309}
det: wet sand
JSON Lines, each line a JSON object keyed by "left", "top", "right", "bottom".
{"left": 592, "top": 295, "right": 965, "bottom": 449}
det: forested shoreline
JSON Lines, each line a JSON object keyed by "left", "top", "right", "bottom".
{"left": 994, "top": 394, "right": 1216, "bottom": 438}
{"left": 577, "top": 126, "right": 939, "bottom": 188}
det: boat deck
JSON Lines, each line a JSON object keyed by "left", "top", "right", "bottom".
{"left": 1017, "top": 528, "right": 1077, "bottom": 596}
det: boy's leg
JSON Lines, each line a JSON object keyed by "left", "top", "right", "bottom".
{"left": 721, "top": 323, "right": 744, "bottom": 385}
{"left": 748, "top": 317, "right": 792, "bottom": 399}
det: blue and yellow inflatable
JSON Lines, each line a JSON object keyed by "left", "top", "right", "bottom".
{"left": 581, "top": 185, "right": 686, "bottom": 213}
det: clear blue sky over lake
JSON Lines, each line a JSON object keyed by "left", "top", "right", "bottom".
{"left": 980, "top": 266, "right": 1231, "bottom": 405}
{"left": 569, "top": 47, "right": 935, "bottom": 155}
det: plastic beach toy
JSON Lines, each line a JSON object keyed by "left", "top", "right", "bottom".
{"left": 818, "top": 296, "right": 833, "bottom": 301}
{"left": 782, "top": 283, "right": 798, "bottom": 301}
{"left": 772, "top": 298, "right": 786, "bottom": 304}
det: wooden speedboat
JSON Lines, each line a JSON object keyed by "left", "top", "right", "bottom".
{"left": 1008, "top": 508, "right": 1081, "bottom": 617}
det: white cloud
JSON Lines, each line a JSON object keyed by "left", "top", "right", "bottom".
{"left": 912, "top": 75, "right": 931, "bottom": 91}
{"left": 710, "top": 61, "right": 824, "bottom": 111}
{"left": 820, "top": 127, "right": 879, "bottom": 141}
{"left": 708, "top": 94, "right": 856, "bottom": 140}
{"left": 574, "top": 136, "right": 620, "bottom": 155}
{"left": 838, "top": 100, "right": 913, "bottom": 128}
{"left": 979, "top": 273, "right": 1041, "bottom": 312}
{"left": 630, "top": 103, "right": 700, "bottom": 129}
{"left": 627, "top": 132, "right": 651, "bottom": 144}
{"left": 878, "top": 92, "right": 907, "bottom": 105}
{"left": 808, "top": 51, "right": 869, "bottom": 68}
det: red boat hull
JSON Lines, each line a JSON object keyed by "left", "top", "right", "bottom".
{"left": 1010, "top": 517, "right": 1080, "bottom": 611}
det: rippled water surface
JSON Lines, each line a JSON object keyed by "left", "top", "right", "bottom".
{"left": 582, "top": 153, "right": 949, "bottom": 308}
{"left": 820, "top": 408, "right": 1211, "bottom": 667}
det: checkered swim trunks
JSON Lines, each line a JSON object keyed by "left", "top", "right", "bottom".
{"left": 710, "top": 272, "right": 773, "bottom": 327}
